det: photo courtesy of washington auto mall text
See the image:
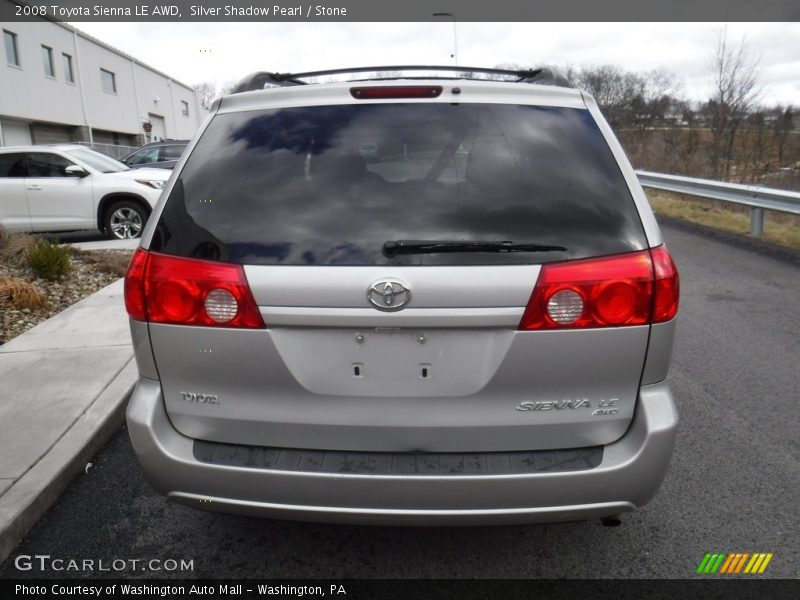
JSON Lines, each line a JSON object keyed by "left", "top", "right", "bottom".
{"left": 14, "top": 583, "right": 348, "bottom": 597}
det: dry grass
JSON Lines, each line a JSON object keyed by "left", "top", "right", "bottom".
{"left": 71, "top": 250, "right": 132, "bottom": 277}
{"left": 0, "top": 277, "right": 51, "bottom": 310}
{"left": 0, "top": 233, "right": 37, "bottom": 268}
{"left": 645, "top": 190, "right": 800, "bottom": 251}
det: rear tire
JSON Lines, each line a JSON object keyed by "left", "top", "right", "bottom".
{"left": 104, "top": 201, "right": 147, "bottom": 240}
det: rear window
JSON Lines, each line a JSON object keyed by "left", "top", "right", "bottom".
{"left": 150, "top": 103, "right": 647, "bottom": 266}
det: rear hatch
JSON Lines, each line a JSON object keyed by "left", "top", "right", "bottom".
{"left": 140, "top": 84, "right": 657, "bottom": 452}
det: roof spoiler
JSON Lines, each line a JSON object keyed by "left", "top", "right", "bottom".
{"left": 229, "top": 65, "right": 572, "bottom": 94}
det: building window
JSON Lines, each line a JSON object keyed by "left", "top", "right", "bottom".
{"left": 62, "top": 53, "right": 74, "bottom": 83}
{"left": 181, "top": 101, "right": 189, "bottom": 116}
{"left": 4, "top": 30, "right": 19, "bottom": 67}
{"left": 100, "top": 68, "right": 116, "bottom": 93}
{"left": 42, "top": 45, "right": 54, "bottom": 77}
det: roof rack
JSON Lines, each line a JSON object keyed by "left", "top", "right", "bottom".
{"left": 229, "top": 65, "right": 571, "bottom": 94}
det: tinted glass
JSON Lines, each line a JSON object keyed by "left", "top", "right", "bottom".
{"left": 0, "top": 153, "right": 26, "bottom": 177}
{"left": 152, "top": 104, "right": 647, "bottom": 266}
{"left": 159, "top": 144, "right": 185, "bottom": 160}
{"left": 26, "top": 153, "right": 75, "bottom": 177}
{"left": 126, "top": 147, "right": 159, "bottom": 165}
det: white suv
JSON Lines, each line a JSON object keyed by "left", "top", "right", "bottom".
{"left": 0, "top": 145, "right": 170, "bottom": 239}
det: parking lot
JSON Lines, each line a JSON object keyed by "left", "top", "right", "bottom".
{"left": 1, "top": 221, "right": 798, "bottom": 579}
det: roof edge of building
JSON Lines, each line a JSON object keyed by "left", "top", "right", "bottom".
{"left": 56, "top": 21, "right": 197, "bottom": 93}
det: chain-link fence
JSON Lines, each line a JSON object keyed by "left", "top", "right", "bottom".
{"left": 73, "top": 142, "right": 140, "bottom": 160}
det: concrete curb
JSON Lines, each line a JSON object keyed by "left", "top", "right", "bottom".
{"left": 69, "top": 239, "right": 139, "bottom": 251}
{"left": 0, "top": 277, "right": 137, "bottom": 564}
{"left": 0, "top": 360, "right": 136, "bottom": 564}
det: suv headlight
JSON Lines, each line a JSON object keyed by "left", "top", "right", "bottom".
{"left": 135, "top": 179, "right": 165, "bottom": 190}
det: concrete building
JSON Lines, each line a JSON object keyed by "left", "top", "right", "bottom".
{"left": 1, "top": 17, "right": 203, "bottom": 155}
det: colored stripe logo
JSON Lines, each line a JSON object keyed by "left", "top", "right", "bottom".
{"left": 696, "top": 552, "right": 773, "bottom": 574}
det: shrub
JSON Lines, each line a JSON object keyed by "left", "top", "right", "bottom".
{"left": 25, "top": 240, "right": 71, "bottom": 281}
{"left": 0, "top": 225, "right": 8, "bottom": 251}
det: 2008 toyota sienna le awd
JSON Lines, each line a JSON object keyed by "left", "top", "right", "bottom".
{"left": 124, "top": 66, "right": 679, "bottom": 526}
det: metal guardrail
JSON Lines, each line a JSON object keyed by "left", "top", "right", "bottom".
{"left": 636, "top": 170, "right": 800, "bottom": 237}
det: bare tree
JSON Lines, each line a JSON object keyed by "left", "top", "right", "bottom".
{"left": 637, "top": 69, "right": 680, "bottom": 124}
{"left": 741, "top": 111, "right": 770, "bottom": 182}
{"left": 573, "top": 65, "right": 643, "bottom": 127}
{"left": 772, "top": 106, "right": 794, "bottom": 165}
{"left": 193, "top": 82, "right": 217, "bottom": 111}
{"left": 193, "top": 81, "right": 237, "bottom": 110}
{"left": 628, "top": 69, "right": 681, "bottom": 161}
{"left": 707, "top": 27, "right": 762, "bottom": 179}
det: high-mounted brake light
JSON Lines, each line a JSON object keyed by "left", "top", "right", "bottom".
{"left": 519, "top": 249, "right": 671, "bottom": 330}
{"left": 124, "top": 249, "right": 264, "bottom": 329}
{"left": 350, "top": 86, "right": 443, "bottom": 99}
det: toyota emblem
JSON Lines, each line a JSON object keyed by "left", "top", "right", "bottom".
{"left": 367, "top": 279, "right": 411, "bottom": 311}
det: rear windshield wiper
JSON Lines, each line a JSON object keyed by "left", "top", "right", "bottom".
{"left": 382, "top": 240, "right": 568, "bottom": 258}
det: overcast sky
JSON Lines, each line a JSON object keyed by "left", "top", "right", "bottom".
{"left": 72, "top": 22, "right": 800, "bottom": 106}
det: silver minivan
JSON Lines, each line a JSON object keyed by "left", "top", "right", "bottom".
{"left": 125, "top": 66, "right": 679, "bottom": 525}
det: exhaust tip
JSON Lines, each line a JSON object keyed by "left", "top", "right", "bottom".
{"left": 601, "top": 515, "right": 622, "bottom": 527}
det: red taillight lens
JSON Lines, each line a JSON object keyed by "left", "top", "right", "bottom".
{"left": 519, "top": 250, "right": 655, "bottom": 330}
{"left": 123, "top": 249, "right": 264, "bottom": 329}
{"left": 594, "top": 280, "right": 640, "bottom": 325}
{"left": 124, "top": 248, "right": 148, "bottom": 321}
{"left": 650, "top": 245, "right": 680, "bottom": 322}
{"left": 350, "top": 86, "right": 443, "bottom": 99}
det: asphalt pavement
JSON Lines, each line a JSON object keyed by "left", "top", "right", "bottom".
{"left": 1, "top": 221, "right": 798, "bottom": 579}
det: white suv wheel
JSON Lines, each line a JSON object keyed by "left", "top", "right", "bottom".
{"left": 106, "top": 202, "right": 146, "bottom": 239}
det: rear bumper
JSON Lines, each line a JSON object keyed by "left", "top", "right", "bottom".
{"left": 126, "top": 380, "right": 678, "bottom": 525}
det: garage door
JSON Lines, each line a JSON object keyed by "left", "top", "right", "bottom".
{"left": 147, "top": 114, "right": 166, "bottom": 142}
{"left": 1, "top": 120, "right": 32, "bottom": 146}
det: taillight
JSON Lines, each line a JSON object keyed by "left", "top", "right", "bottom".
{"left": 123, "top": 249, "right": 264, "bottom": 329}
{"left": 124, "top": 248, "right": 148, "bottom": 321}
{"left": 650, "top": 245, "right": 680, "bottom": 322}
{"left": 519, "top": 250, "right": 655, "bottom": 330}
{"left": 350, "top": 86, "right": 443, "bottom": 99}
